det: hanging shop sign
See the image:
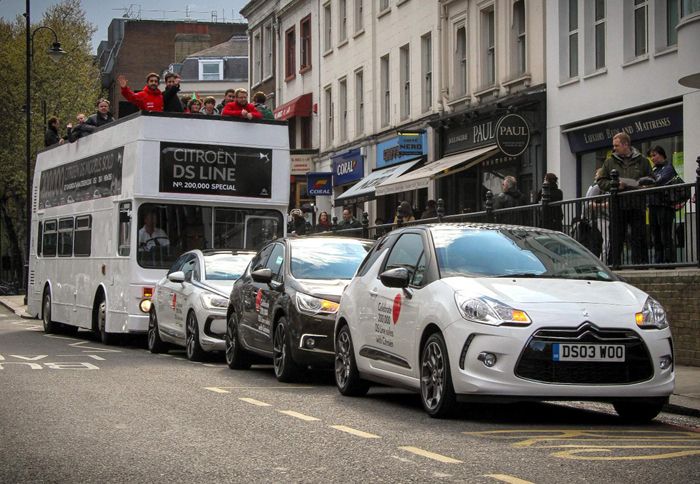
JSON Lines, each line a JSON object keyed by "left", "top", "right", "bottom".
{"left": 307, "top": 172, "right": 333, "bottom": 196}
{"left": 495, "top": 114, "right": 530, "bottom": 157}
{"left": 290, "top": 154, "right": 314, "bottom": 175}
{"left": 332, "top": 148, "right": 364, "bottom": 186}
{"left": 376, "top": 132, "right": 427, "bottom": 169}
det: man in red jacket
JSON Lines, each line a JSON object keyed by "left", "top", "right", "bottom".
{"left": 221, "top": 88, "right": 262, "bottom": 120}
{"left": 118, "top": 73, "right": 164, "bottom": 112}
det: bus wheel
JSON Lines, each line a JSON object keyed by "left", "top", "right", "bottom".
{"left": 42, "top": 290, "right": 59, "bottom": 334}
{"left": 96, "top": 296, "right": 118, "bottom": 346}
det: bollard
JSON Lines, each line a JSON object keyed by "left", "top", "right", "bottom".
{"left": 361, "top": 211, "right": 369, "bottom": 239}
{"left": 485, "top": 190, "right": 494, "bottom": 223}
{"left": 609, "top": 169, "right": 620, "bottom": 267}
{"left": 541, "top": 179, "right": 551, "bottom": 229}
{"left": 437, "top": 198, "right": 445, "bottom": 222}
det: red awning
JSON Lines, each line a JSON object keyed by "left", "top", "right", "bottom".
{"left": 274, "top": 93, "right": 312, "bottom": 120}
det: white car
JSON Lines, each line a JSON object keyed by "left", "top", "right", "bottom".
{"left": 334, "top": 224, "right": 674, "bottom": 421}
{"left": 148, "top": 249, "right": 255, "bottom": 360}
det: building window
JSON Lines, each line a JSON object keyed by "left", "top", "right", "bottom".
{"left": 253, "top": 31, "right": 262, "bottom": 85}
{"left": 421, "top": 32, "right": 432, "bottom": 112}
{"left": 568, "top": 0, "right": 579, "bottom": 78}
{"left": 199, "top": 60, "right": 223, "bottom": 81}
{"left": 512, "top": 0, "right": 526, "bottom": 75}
{"left": 263, "top": 22, "right": 273, "bottom": 79}
{"left": 666, "top": 0, "right": 680, "bottom": 46}
{"left": 400, "top": 44, "right": 410, "bottom": 120}
{"left": 355, "top": 69, "right": 364, "bottom": 135}
{"left": 594, "top": 0, "right": 605, "bottom": 69}
{"left": 380, "top": 54, "right": 390, "bottom": 127}
{"left": 482, "top": 7, "right": 496, "bottom": 86}
{"left": 379, "top": 0, "right": 389, "bottom": 12}
{"left": 301, "top": 117, "right": 312, "bottom": 148}
{"left": 325, "top": 85, "right": 334, "bottom": 147}
{"left": 634, "top": 0, "right": 648, "bottom": 57}
{"left": 339, "top": 77, "right": 348, "bottom": 141}
{"left": 300, "top": 15, "right": 312, "bottom": 71}
{"left": 683, "top": 0, "right": 700, "bottom": 16}
{"left": 324, "top": 2, "right": 332, "bottom": 52}
{"left": 285, "top": 27, "right": 296, "bottom": 80}
{"left": 454, "top": 24, "right": 467, "bottom": 97}
{"left": 355, "top": 0, "right": 364, "bottom": 33}
{"left": 339, "top": 0, "right": 348, "bottom": 42}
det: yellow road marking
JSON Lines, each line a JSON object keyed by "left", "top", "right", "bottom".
{"left": 330, "top": 425, "right": 381, "bottom": 439}
{"left": 239, "top": 397, "right": 272, "bottom": 407}
{"left": 398, "top": 446, "right": 462, "bottom": 464}
{"left": 204, "top": 387, "right": 231, "bottom": 394}
{"left": 484, "top": 474, "right": 535, "bottom": 484}
{"left": 278, "top": 410, "right": 320, "bottom": 421}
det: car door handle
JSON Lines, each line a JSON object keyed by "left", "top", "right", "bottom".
{"left": 369, "top": 289, "right": 378, "bottom": 298}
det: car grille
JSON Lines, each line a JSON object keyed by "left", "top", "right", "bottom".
{"left": 514, "top": 322, "right": 654, "bottom": 384}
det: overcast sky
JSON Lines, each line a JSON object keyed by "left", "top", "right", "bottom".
{"left": 0, "top": 0, "right": 248, "bottom": 52}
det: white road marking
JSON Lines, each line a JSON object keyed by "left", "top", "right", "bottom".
{"left": 484, "top": 474, "right": 534, "bottom": 484}
{"left": 278, "top": 410, "right": 320, "bottom": 421}
{"left": 239, "top": 397, "right": 272, "bottom": 407}
{"left": 68, "top": 341, "right": 121, "bottom": 353}
{"left": 330, "top": 425, "right": 381, "bottom": 439}
{"left": 398, "top": 446, "right": 462, "bottom": 464}
{"left": 205, "top": 387, "right": 231, "bottom": 394}
{"left": 86, "top": 354, "right": 106, "bottom": 361}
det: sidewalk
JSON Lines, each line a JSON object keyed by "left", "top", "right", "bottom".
{"left": 1, "top": 295, "right": 698, "bottom": 417}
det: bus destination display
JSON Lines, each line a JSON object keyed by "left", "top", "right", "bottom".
{"left": 38, "top": 147, "right": 124, "bottom": 208}
{"left": 160, "top": 142, "right": 273, "bottom": 198}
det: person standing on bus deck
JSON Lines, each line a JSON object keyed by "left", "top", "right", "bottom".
{"left": 85, "top": 99, "right": 115, "bottom": 127}
{"left": 138, "top": 211, "right": 170, "bottom": 251}
{"left": 221, "top": 88, "right": 262, "bottom": 120}
{"left": 118, "top": 73, "right": 163, "bottom": 112}
{"left": 162, "top": 72, "right": 184, "bottom": 113}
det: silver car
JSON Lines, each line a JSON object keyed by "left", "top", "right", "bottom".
{"left": 148, "top": 249, "right": 255, "bottom": 360}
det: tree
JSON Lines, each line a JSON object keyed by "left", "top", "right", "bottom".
{"left": 0, "top": 0, "right": 102, "bottom": 288}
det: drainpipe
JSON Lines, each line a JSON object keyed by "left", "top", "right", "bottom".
{"left": 436, "top": 1, "right": 446, "bottom": 116}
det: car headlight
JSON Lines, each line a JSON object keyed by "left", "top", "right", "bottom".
{"left": 635, "top": 297, "right": 668, "bottom": 329}
{"left": 296, "top": 292, "right": 339, "bottom": 315}
{"left": 454, "top": 293, "right": 531, "bottom": 326}
{"left": 200, "top": 293, "right": 229, "bottom": 310}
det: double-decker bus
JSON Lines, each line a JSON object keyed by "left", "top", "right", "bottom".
{"left": 27, "top": 112, "right": 289, "bottom": 344}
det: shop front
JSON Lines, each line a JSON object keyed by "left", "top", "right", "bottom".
{"left": 331, "top": 148, "right": 364, "bottom": 219}
{"left": 564, "top": 102, "right": 684, "bottom": 196}
{"left": 289, "top": 150, "right": 318, "bottom": 225}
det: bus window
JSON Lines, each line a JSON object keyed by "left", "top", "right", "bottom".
{"left": 214, "top": 208, "right": 283, "bottom": 250}
{"left": 42, "top": 220, "right": 57, "bottom": 257}
{"left": 245, "top": 216, "right": 279, "bottom": 251}
{"left": 137, "top": 204, "right": 172, "bottom": 269}
{"left": 58, "top": 218, "right": 74, "bottom": 257}
{"left": 74, "top": 215, "right": 92, "bottom": 257}
{"left": 119, "top": 202, "right": 132, "bottom": 256}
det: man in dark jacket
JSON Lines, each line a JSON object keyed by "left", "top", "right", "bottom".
{"left": 67, "top": 113, "right": 95, "bottom": 142}
{"left": 162, "top": 72, "right": 184, "bottom": 113}
{"left": 216, "top": 89, "right": 236, "bottom": 113}
{"left": 492, "top": 176, "right": 526, "bottom": 225}
{"left": 597, "top": 132, "right": 652, "bottom": 265}
{"left": 536, "top": 173, "right": 564, "bottom": 231}
{"left": 85, "top": 99, "right": 115, "bottom": 127}
{"left": 44, "top": 116, "right": 64, "bottom": 147}
{"left": 649, "top": 145, "right": 677, "bottom": 263}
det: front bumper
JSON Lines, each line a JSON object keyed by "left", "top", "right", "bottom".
{"left": 443, "top": 318, "right": 675, "bottom": 400}
{"left": 289, "top": 310, "right": 336, "bottom": 368}
{"left": 199, "top": 312, "right": 227, "bottom": 351}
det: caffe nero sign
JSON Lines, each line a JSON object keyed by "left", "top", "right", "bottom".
{"left": 443, "top": 113, "right": 530, "bottom": 157}
{"left": 160, "top": 142, "right": 272, "bottom": 198}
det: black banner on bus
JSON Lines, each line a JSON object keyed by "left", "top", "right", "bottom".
{"left": 38, "top": 147, "right": 124, "bottom": 208}
{"left": 160, "top": 142, "right": 273, "bottom": 198}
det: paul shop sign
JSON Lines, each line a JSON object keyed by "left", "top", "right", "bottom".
{"left": 332, "top": 148, "right": 364, "bottom": 186}
{"left": 443, "top": 113, "right": 530, "bottom": 157}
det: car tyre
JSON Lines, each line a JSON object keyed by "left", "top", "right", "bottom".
{"left": 42, "top": 290, "right": 59, "bottom": 334}
{"left": 273, "top": 317, "right": 300, "bottom": 383}
{"left": 147, "top": 309, "right": 168, "bottom": 354}
{"left": 335, "top": 325, "right": 370, "bottom": 396}
{"left": 185, "top": 311, "right": 206, "bottom": 361}
{"left": 420, "top": 332, "right": 458, "bottom": 418}
{"left": 613, "top": 398, "right": 665, "bottom": 423}
{"left": 225, "top": 312, "right": 251, "bottom": 370}
{"left": 96, "top": 297, "right": 119, "bottom": 345}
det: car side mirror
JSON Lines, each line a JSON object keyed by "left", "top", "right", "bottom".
{"left": 251, "top": 268, "right": 273, "bottom": 284}
{"left": 380, "top": 267, "right": 410, "bottom": 288}
{"left": 168, "top": 271, "right": 185, "bottom": 283}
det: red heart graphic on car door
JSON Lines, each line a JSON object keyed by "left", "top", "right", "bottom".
{"left": 392, "top": 293, "right": 401, "bottom": 324}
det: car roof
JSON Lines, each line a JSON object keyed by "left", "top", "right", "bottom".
{"left": 283, "top": 235, "right": 375, "bottom": 244}
{"left": 393, "top": 222, "right": 559, "bottom": 234}
{"left": 189, "top": 249, "right": 257, "bottom": 257}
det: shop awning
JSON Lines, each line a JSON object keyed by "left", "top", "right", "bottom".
{"left": 274, "top": 93, "right": 312, "bottom": 121}
{"left": 335, "top": 159, "right": 422, "bottom": 205}
{"left": 375, "top": 145, "right": 498, "bottom": 196}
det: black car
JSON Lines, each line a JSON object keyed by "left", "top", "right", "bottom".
{"left": 225, "top": 236, "right": 374, "bottom": 382}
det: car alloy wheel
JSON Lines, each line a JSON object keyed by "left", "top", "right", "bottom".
{"left": 147, "top": 309, "right": 167, "bottom": 354}
{"left": 225, "top": 312, "right": 251, "bottom": 370}
{"left": 335, "top": 325, "right": 369, "bottom": 396}
{"left": 186, "top": 311, "right": 205, "bottom": 361}
{"left": 420, "top": 333, "right": 457, "bottom": 418}
{"left": 272, "top": 318, "right": 299, "bottom": 383}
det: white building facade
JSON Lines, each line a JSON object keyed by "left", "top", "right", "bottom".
{"left": 546, "top": 0, "right": 699, "bottom": 198}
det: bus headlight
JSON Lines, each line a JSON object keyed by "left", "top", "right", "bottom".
{"left": 139, "top": 299, "right": 152, "bottom": 313}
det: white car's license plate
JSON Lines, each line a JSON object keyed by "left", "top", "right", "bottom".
{"left": 552, "top": 343, "right": 625, "bottom": 362}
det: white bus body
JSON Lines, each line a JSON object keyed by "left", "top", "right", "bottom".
{"left": 27, "top": 112, "right": 290, "bottom": 342}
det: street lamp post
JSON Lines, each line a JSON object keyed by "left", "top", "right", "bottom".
{"left": 24, "top": 0, "right": 65, "bottom": 301}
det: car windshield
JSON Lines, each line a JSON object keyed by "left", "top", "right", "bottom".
{"left": 431, "top": 227, "right": 616, "bottom": 281}
{"left": 204, "top": 252, "right": 255, "bottom": 280}
{"left": 290, "top": 238, "right": 374, "bottom": 280}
